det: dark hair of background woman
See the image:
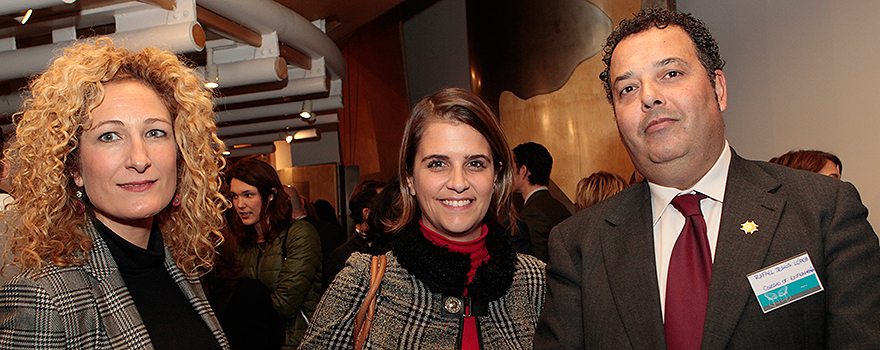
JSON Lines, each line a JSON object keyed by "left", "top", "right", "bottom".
{"left": 225, "top": 157, "right": 292, "bottom": 246}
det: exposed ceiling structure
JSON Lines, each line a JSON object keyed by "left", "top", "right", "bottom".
{"left": 0, "top": 0, "right": 406, "bottom": 158}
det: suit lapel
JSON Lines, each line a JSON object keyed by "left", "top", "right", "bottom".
{"left": 83, "top": 219, "right": 153, "bottom": 349}
{"left": 164, "top": 249, "right": 230, "bottom": 349}
{"left": 702, "top": 153, "right": 785, "bottom": 350}
{"left": 602, "top": 183, "right": 667, "bottom": 349}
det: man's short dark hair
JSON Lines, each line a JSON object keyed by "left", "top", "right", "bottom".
{"left": 348, "top": 180, "right": 384, "bottom": 224}
{"left": 513, "top": 142, "right": 552, "bottom": 186}
{"left": 599, "top": 8, "right": 725, "bottom": 104}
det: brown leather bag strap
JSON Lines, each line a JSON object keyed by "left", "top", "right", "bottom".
{"left": 353, "top": 254, "right": 387, "bottom": 350}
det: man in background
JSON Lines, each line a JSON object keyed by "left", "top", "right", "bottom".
{"left": 513, "top": 142, "right": 571, "bottom": 262}
{"left": 283, "top": 186, "right": 344, "bottom": 293}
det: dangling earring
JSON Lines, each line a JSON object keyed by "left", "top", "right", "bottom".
{"left": 172, "top": 194, "right": 181, "bottom": 207}
{"left": 74, "top": 189, "right": 85, "bottom": 214}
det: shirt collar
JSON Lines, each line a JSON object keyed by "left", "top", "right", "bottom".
{"left": 524, "top": 186, "right": 549, "bottom": 203}
{"left": 649, "top": 140, "right": 731, "bottom": 225}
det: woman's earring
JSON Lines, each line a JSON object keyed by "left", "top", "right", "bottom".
{"left": 75, "top": 189, "right": 85, "bottom": 214}
{"left": 172, "top": 194, "right": 181, "bottom": 207}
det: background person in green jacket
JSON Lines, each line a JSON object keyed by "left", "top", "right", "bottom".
{"left": 226, "top": 157, "right": 322, "bottom": 349}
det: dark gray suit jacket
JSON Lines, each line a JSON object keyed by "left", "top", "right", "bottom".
{"left": 521, "top": 189, "right": 572, "bottom": 262}
{"left": 535, "top": 151, "right": 880, "bottom": 349}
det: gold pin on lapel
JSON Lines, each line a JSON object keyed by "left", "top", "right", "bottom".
{"left": 741, "top": 221, "right": 759, "bottom": 234}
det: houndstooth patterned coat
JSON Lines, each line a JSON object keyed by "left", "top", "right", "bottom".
{"left": 0, "top": 219, "right": 229, "bottom": 349}
{"left": 299, "top": 224, "right": 546, "bottom": 350}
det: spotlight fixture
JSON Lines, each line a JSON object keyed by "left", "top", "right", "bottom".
{"left": 293, "top": 128, "right": 318, "bottom": 140}
{"left": 300, "top": 100, "right": 313, "bottom": 119}
{"left": 278, "top": 131, "right": 293, "bottom": 143}
{"left": 19, "top": 9, "right": 33, "bottom": 24}
{"left": 204, "top": 62, "right": 219, "bottom": 89}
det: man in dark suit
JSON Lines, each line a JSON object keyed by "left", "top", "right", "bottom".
{"left": 535, "top": 8, "right": 880, "bottom": 350}
{"left": 513, "top": 142, "right": 572, "bottom": 262}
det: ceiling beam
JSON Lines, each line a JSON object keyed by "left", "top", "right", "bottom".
{"left": 196, "top": 5, "right": 261, "bottom": 47}
{"left": 279, "top": 42, "right": 310, "bottom": 70}
{"left": 138, "top": 0, "right": 175, "bottom": 11}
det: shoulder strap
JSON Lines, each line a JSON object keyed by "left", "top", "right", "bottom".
{"left": 353, "top": 254, "right": 387, "bottom": 350}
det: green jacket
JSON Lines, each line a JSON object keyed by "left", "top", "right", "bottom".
{"left": 240, "top": 219, "right": 323, "bottom": 349}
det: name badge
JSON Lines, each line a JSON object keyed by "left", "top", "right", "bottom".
{"left": 746, "top": 252, "right": 823, "bottom": 313}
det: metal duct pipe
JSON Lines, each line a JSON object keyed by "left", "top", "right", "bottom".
{"left": 224, "top": 132, "right": 284, "bottom": 147}
{"left": 214, "top": 75, "right": 328, "bottom": 106}
{"left": 0, "top": 93, "right": 23, "bottom": 117}
{"left": 217, "top": 113, "right": 338, "bottom": 137}
{"left": 0, "top": 0, "right": 75, "bottom": 15}
{"left": 212, "top": 57, "right": 287, "bottom": 88}
{"left": 216, "top": 95, "right": 342, "bottom": 123}
{"left": 225, "top": 144, "right": 275, "bottom": 158}
{"left": 197, "top": 0, "right": 345, "bottom": 80}
{"left": 0, "top": 21, "right": 204, "bottom": 81}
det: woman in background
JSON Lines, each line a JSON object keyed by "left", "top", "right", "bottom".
{"left": 0, "top": 38, "right": 229, "bottom": 348}
{"left": 575, "top": 171, "right": 628, "bottom": 211}
{"left": 769, "top": 149, "right": 842, "bottom": 179}
{"left": 203, "top": 224, "right": 284, "bottom": 349}
{"left": 301, "top": 88, "right": 546, "bottom": 349}
{"left": 225, "top": 157, "right": 322, "bottom": 349}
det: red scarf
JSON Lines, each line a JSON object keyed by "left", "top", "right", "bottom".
{"left": 420, "top": 220, "right": 489, "bottom": 350}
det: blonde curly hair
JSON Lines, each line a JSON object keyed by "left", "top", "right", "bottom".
{"left": 4, "top": 38, "right": 229, "bottom": 276}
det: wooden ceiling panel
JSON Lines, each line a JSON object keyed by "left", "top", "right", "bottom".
{"left": 271, "top": 0, "right": 406, "bottom": 42}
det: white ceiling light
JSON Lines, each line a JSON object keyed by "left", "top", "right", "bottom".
{"left": 300, "top": 99, "right": 312, "bottom": 119}
{"left": 19, "top": 9, "right": 33, "bottom": 24}
{"left": 294, "top": 128, "right": 318, "bottom": 140}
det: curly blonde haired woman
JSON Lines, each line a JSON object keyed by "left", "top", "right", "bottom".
{"left": 0, "top": 38, "right": 230, "bottom": 349}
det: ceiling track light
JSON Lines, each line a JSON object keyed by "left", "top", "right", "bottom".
{"left": 19, "top": 9, "right": 33, "bottom": 25}
{"left": 280, "top": 131, "right": 293, "bottom": 143}
{"left": 300, "top": 100, "right": 313, "bottom": 120}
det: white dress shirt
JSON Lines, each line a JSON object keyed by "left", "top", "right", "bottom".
{"left": 650, "top": 141, "right": 731, "bottom": 320}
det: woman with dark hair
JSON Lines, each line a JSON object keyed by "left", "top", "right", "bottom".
{"left": 225, "top": 157, "right": 322, "bottom": 349}
{"left": 203, "top": 223, "right": 284, "bottom": 350}
{"left": 769, "top": 149, "right": 843, "bottom": 179}
{"left": 0, "top": 38, "right": 229, "bottom": 348}
{"left": 300, "top": 88, "right": 546, "bottom": 349}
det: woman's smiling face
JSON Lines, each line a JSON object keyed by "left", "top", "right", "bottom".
{"left": 407, "top": 121, "right": 496, "bottom": 242}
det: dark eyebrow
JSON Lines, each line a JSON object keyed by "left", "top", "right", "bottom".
{"left": 421, "top": 154, "right": 449, "bottom": 163}
{"left": 467, "top": 154, "right": 490, "bottom": 161}
{"left": 613, "top": 56, "right": 692, "bottom": 87}
{"left": 612, "top": 72, "right": 632, "bottom": 88}
{"left": 657, "top": 57, "right": 689, "bottom": 68}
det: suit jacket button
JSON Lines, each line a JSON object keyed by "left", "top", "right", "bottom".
{"left": 444, "top": 296, "right": 462, "bottom": 314}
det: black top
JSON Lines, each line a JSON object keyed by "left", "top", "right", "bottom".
{"left": 324, "top": 232, "right": 372, "bottom": 288}
{"left": 95, "top": 219, "right": 221, "bottom": 350}
{"left": 210, "top": 277, "right": 284, "bottom": 350}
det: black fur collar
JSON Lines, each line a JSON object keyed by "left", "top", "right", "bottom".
{"left": 393, "top": 223, "right": 517, "bottom": 302}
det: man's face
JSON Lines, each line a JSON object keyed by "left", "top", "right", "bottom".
{"left": 608, "top": 26, "right": 727, "bottom": 189}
